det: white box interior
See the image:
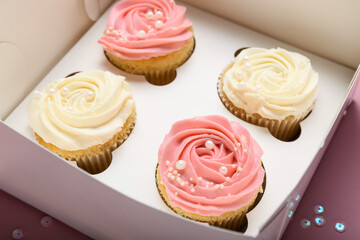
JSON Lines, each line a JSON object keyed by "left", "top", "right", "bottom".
{"left": 4, "top": 2, "right": 356, "bottom": 238}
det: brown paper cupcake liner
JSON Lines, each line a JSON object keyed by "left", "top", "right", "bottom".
{"left": 155, "top": 163, "right": 266, "bottom": 232}
{"left": 217, "top": 71, "right": 304, "bottom": 141}
{"left": 36, "top": 109, "right": 136, "bottom": 174}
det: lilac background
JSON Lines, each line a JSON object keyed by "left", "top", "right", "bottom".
{"left": 1, "top": 81, "right": 359, "bottom": 239}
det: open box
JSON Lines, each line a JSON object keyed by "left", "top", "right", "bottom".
{"left": 1, "top": 1, "right": 359, "bottom": 239}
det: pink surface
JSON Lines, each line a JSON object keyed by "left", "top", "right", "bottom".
{"left": 1, "top": 80, "right": 359, "bottom": 239}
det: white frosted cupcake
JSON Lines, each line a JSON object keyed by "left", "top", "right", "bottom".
{"left": 28, "top": 70, "right": 136, "bottom": 174}
{"left": 218, "top": 47, "right": 318, "bottom": 141}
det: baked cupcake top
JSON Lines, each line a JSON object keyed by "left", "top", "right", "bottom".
{"left": 158, "top": 115, "right": 264, "bottom": 216}
{"left": 98, "top": 0, "right": 193, "bottom": 60}
{"left": 222, "top": 47, "right": 318, "bottom": 120}
{"left": 28, "top": 70, "right": 135, "bottom": 151}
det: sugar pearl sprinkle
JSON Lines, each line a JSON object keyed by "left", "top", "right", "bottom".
{"left": 155, "top": 10, "right": 163, "bottom": 18}
{"left": 191, "top": 188, "right": 195, "bottom": 192}
{"left": 137, "top": 30, "right": 146, "bottom": 38}
{"left": 165, "top": 160, "right": 170, "bottom": 166}
{"left": 205, "top": 140, "right": 215, "bottom": 150}
{"left": 146, "top": 11, "right": 154, "bottom": 19}
{"left": 33, "top": 90, "right": 41, "bottom": 99}
{"left": 219, "top": 166, "right": 228, "bottom": 175}
{"left": 60, "top": 87, "right": 69, "bottom": 96}
{"left": 175, "top": 160, "right": 186, "bottom": 170}
{"left": 169, "top": 167, "right": 173, "bottom": 171}
{"left": 48, "top": 88, "right": 56, "bottom": 96}
{"left": 245, "top": 62, "right": 252, "bottom": 71}
{"left": 155, "top": 20, "right": 163, "bottom": 29}
{"left": 86, "top": 90, "right": 94, "bottom": 100}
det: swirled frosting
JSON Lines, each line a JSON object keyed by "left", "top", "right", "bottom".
{"left": 222, "top": 47, "right": 318, "bottom": 120}
{"left": 98, "top": 0, "right": 193, "bottom": 60}
{"left": 28, "top": 71, "right": 135, "bottom": 151}
{"left": 158, "top": 115, "right": 264, "bottom": 216}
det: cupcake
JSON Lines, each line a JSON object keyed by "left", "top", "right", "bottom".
{"left": 98, "top": 0, "right": 195, "bottom": 86}
{"left": 218, "top": 47, "right": 318, "bottom": 141}
{"left": 27, "top": 70, "right": 136, "bottom": 174}
{"left": 156, "top": 115, "right": 265, "bottom": 231}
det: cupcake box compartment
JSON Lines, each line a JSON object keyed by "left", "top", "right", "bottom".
{"left": 1, "top": 1, "right": 359, "bottom": 239}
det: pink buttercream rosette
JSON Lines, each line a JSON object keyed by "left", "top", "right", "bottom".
{"left": 157, "top": 115, "right": 265, "bottom": 230}
{"left": 98, "top": 0, "right": 193, "bottom": 60}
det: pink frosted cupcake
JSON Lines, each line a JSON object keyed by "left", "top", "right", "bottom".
{"left": 98, "top": 0, "right": 195, "bottom": 85}
{"left": 156, "top": 115, "right": 265, "bottom": 231}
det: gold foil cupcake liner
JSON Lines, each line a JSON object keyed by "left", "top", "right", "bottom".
{"left": 217, "top": 71, "right": 304, "bottom": 141}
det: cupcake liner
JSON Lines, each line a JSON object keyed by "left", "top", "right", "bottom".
{"left": 35, "top": 110, "right": 136, "bottom": 174}
{"left": 217, "top": 72, "right": 303, "bottom": 141}
{"left": 155, "top": 163, "right": 266, "bottom": 232}
{"left": 144, "top": 68, "right": 177, "bottom": 85}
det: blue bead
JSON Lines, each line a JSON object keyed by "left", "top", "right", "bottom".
{"left": 314, "top": 216, "right": 326, "bottom": 227}
{"left": 301, "top": 218, "right": 311, "bottom": 229}
{"left": 314, "top": 204, "right": 324, "bottom": 214}
{"left": 334, "top": 222, "right": 346, "bottom": 233}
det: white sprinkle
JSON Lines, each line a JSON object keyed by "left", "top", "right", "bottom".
{"left": 190, "top": 177, "right": 193, "bottom": 181}
{"left": 167, "top": 173, "right": 172, "bottom": 178}
{"left": 33, "top": 90, "right": 42, "bottom": 99}
{"left": 171, "top": 175, "right": 175, "bottom": 180}
{"left": 245, "top": 62, "right": 252, "bottom": 71}
{"left": 234, "top": 147, "right": 237, "bottom": 151}
{"left": 180, "top": 182, "right": 185, "bottom": 186}
{"left": 165, "top": 161, "right": 170, "bottom": 166}
{"left": 237, "top": 142, "right": 241, "bottom": 147}
{"left": 243, "top": 149, "right": 247, "bottom": 153}
{"left": 155, "top": 10, "right": 163, "bottom": 18}
{"left": 237, "top": 167, "right": 242, "bottom": 171}
{"left": 214, "top": 184, "right": 219, "bottom": 189}
{"left": 177, "top": 177, "right": 181, "bottom": 182}
{"left": 226, "top": 177, "right": 230, "bottom": 181}
{"left": 220, "top": 184, "right": 224, "bottom": 189}
{"left": 210, "top": 182, "right": 214, "bottom": 185}
{"left": 146, "top": 11, "right": 154, "bottom": 19}
{"left": 198, "top": 177, "right": 202, "bottom": 181}
{"left": 232, "top": 164, "right": 236, "bottom": 168}
{"left": 243, "top": 55, "right": 250, "bottom": 62}
{"left": 173, "top": 170, "right": 178, "bottom": 175}
{"left": 137, "top": 30, "right": 146, "bottom": 38}
{"left": 205, "top": 140, "right": 215, "bottom": 150}
{"left": 219, "top": 166, "right": 228, "bottom": 175}
{"left": 155, "top": 20, "right": 163, "bottom": 28}
{"left": 175, "top": 160, "right": 186, "bottom": 170}
{"left": 48, "top": 88, "right": 56, "bottom": 96}
{"left": 177, "top": 173, "right": 180, "bottom": 177}
{"left": 169, "top": 167, "right": 173, "bottom": 171}
{"left": 60, "top": 87, "right": 69, "bottom": 96}
{"left": 191, "top": 188, "right": 195, "bottom": 193}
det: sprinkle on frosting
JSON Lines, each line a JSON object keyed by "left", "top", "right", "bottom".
{"left": 158, "top": 115, "right": 264, "bottom": 216}
{"left": 98, "top": 0, "right": 193, "bottom": 60}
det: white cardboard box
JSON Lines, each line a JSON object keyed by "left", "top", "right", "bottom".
{"left": 1, "top": 1, "right": 359, "bottom": 239}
